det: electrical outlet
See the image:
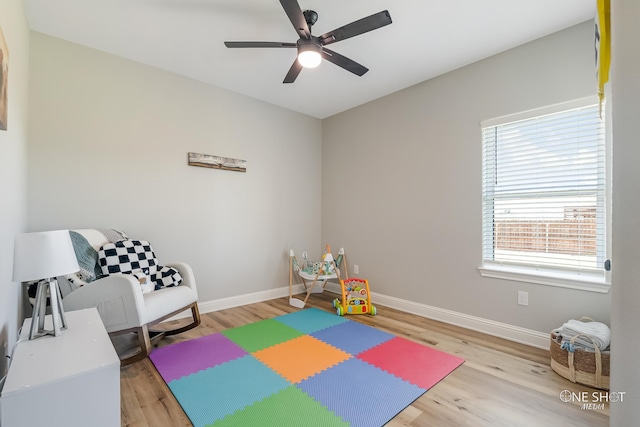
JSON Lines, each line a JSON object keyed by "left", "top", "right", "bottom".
{"left": 353, "top": 264, "right": 359, "bottom": 274}
{"left": 518, "top": 291, "right": 529, "bottom": 306}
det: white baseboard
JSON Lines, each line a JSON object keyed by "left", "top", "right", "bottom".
{"left": 368, "top": 292, "right": 549, "bottom": 349}
{"left": 198, "top": 285, "right": 305, "bottom": 314}
{"left": 173, "top": 282, "right": 549, "bottom": 350}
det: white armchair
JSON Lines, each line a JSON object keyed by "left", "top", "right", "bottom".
{"left": 57, "top": 229, "right": 200, "bottom": 365}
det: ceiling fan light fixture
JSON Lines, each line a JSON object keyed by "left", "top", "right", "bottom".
{"left": 224, "top": 4, "right": 392, "bottom": 83}
{"left": 297, "top": 43, "right": 322, "bottom": 68}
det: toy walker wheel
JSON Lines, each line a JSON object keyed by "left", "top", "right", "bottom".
{"left": 337, "top": 306, "right": 344, "bottom": 316}
{"left": 333, "top": 298, "right": 339, "bottom": 308}
{"left": 370, "top": 305, "right": 377, "bottom": 316}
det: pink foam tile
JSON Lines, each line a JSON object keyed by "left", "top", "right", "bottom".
{"left": 150, "top": 333, "right": 247, "bottom": 382}
{"left": 358, "top": 336, "right": 464, "bottom": 389}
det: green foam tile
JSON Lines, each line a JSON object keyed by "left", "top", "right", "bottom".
{"left": 209, "top": 386, "right": 349, "bottom": 427}
{"left": 222, "top": 318, "right": 304, "bottom": 353}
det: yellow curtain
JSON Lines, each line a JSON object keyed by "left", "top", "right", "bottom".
{"left": 596, "top": 0, "right": 611, "bottom": 112}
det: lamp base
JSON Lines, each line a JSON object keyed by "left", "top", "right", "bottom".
{"left": 29, "top": 278, "right": 67, "bottom": 339}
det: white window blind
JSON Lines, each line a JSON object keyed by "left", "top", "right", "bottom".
{"left": 481, "top": 99, "right": 607, "bottom": 286}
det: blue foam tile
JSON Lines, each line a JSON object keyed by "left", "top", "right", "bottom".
{"left": 168, "top": 355, "right": 290, "bottom": 427}
{"left": 298, "top": 358, "right": 426, "bottom": 427}
{"left": 311, "top": 321, "right": 395, "bottom": 356}
{"left": 275, "top": 307, "right": 348, "bottom": 334}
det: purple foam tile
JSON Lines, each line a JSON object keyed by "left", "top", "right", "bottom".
{"left": 150, "top": 333, "right": 247, "bottom": 382}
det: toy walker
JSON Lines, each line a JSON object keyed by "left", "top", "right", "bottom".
{"left": 333, "top": 277, "right": 376, "bottom": 316}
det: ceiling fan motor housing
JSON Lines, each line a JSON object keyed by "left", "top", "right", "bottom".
{"left": 297, "top": 37, "right": 322, "bottom": 50}
{"left": 303, "top": 10, "right": 318, "bottom": 28}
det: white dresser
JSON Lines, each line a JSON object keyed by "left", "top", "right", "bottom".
{"left": 0, "top": 308, "right": 120, "bottom": 427}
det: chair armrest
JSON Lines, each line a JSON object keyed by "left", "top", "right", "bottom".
{"left": 165, "top": 262, "right": 198, "bottom": 298}
{"left": 62, "top": 274, "right": 148, "bottom": 333}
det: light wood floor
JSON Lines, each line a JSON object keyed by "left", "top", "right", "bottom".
{"left": 120, "top": 293, "right": 609, "bottom": 426}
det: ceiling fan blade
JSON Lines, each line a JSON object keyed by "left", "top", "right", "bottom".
{"left": 283, "top": 59, "right": 303, "bottom": 83}
{"left": 319, "top": 10, "right": 392, "bottom": 46}
{"left": 224, "top": 41, "right": 297, "bottom": 48}
{"left": 279, "top": 0, "right": 311, "bottom": 39}
{"left": 321, "top": 48, "right": 368, "bottom": 76}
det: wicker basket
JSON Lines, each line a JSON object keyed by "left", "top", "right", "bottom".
{"left": 550, "top": 332, "right": 610, "bottom": 390}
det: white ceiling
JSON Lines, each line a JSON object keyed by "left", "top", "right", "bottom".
{"left": 24, "top": 0, "right": 595, "bottom": 119}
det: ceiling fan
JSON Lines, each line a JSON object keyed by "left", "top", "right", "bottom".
{"left": 224, "top": 0, "right": 392, "bottom": 83}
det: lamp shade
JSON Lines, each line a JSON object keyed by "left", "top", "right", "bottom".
{"left": 12, "top": 230, "right": 79, "bottom": 282}
{"left": 298, "top": 50, "right": 321, "bottom": 68}
{"left": 297, "top": 41, "right": 322, "bottom": 68}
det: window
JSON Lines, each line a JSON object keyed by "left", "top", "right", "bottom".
{"left": 480, "top": 98, "right": 609, "bottom": 292}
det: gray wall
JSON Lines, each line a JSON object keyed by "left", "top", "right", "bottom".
{"left": 610, "top": 0, "right": 640, "bottom": 423}
{"left": 322, "top": 21, "right": 610, "bottom": 334}
{"left": 0, "top": 0, "right": 29, "bottom": 378}
{"left": 27, "top": 32, "right": 323, "bottom": 302}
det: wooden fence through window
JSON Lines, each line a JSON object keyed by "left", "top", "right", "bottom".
{"left": 495, "top": 219, "right": 597, "bottom": 256}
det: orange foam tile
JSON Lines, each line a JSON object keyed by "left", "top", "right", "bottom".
{"left": 254, "top": 335, "right": 351, "bottom": 384}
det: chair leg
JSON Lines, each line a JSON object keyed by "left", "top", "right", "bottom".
{"left": 162, "top": 303, "right": 201, "bottom": 336}
{"left": 112, "top": 325, "right": 152, "bottom": 366}
{"left": 110, "top": 303, "right": 201, "bottom": 365}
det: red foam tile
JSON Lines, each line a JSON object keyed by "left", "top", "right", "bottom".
{"left": 358, "top": 336, "right": 464, "bottom": 389}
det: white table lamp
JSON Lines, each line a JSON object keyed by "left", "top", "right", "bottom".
{"left": 12, "top": 230, "right": 80, "bottom": 339}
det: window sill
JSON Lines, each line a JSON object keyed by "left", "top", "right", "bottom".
{"left": 478, "top": 265, "right": 610, "bottom": 293}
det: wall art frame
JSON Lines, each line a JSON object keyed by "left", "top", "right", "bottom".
{"left": 188, "top": 152, "right": 246, "bottom": 173}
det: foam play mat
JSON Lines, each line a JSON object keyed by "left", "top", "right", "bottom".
{"left": 150, "top": 308, "right": 464, "bottom": 427}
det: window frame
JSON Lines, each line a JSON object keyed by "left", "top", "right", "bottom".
{"left": 478, "top": 97, "right": 611, "bottom": 293}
